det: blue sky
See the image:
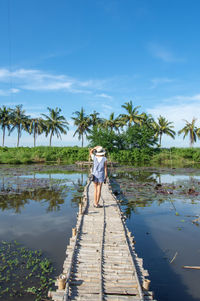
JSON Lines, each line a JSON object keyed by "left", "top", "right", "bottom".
{"left": 0, "top": 0, "right": 200, "bottom": 147}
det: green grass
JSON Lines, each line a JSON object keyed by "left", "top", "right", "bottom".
{"left": 0, "top": 146, "right": 89, "bottom": 164}
{"left": 0, "top": 146, "right": 200, "bottom": 165}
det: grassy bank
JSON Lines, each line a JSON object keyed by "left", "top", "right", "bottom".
{"left": 0, "top": 146, "right": 89, "bottom": 164}
{"left": 0, "top": 146, "right": 200, "bottom": 165}
{"left": 151, "top": 147, "right": 200, "bottom": 166}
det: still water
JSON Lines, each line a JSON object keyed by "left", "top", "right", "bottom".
{"left": 0, "top": 170, "right": 88, "bottom": 300}
{"left": 111, "top": 169, "right": 200, "bottom": 301}
{"left": 0, "top": 167, "right": 200, "bottom": 301}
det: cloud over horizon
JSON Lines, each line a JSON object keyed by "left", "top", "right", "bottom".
{"left": 0, "top": 68, "right": 109, "bottom": 95}
{"left": 147, "top": 93, "right": 200, "bottom": 147}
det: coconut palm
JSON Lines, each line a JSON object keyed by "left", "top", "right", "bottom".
{"left": 120, "top": 100, "right": 144, "bottom": 126}
{"left": 89, "top": 111, "right": 102, "bottom": 128}
{"left": 0, "top": 106, "right": 11, "bottom": 146}
{"left": 178, "top": 118, "right": 198, "bottom": 147}
{"left": 152, "top": 116, "right": 176, "bottom": 146}
{"left": 42, "top": 107, "right": 69, "bottom": 146}
{"left": 28, "top": 118, "right": 46, "bottom": 147}
{"left": 9, "top": 105, "right": 30, "bottom": 147}
{"left": 102, "top": 112, "right": 122, "bottom": 132}
{"left": 72, "top": 107, "right": 91, "bottom": 147}
{"left": 140, "top": 113, "right": 155, "bottom": 126}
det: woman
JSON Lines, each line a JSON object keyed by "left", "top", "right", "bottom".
{"left": 89, "top": 145, "right": 108, "bottom": 208}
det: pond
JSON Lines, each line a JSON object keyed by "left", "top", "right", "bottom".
{"left": 0, "top": 166, "right": 88, "bottom": 300}
{"left": 0, "top": 165, "right": 200, "bottom": 301}
{"left": 111, "top": 167, "right": 200, "bottom": 301}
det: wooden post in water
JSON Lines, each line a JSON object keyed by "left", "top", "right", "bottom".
{"left": 79, "top": 202, "right": 83, "bottom": 215}
{"left": 143, "top": 279, "right": 151, "bottom": 290}
{"left": 72, "top": 228, "right": 77, "bottom": 237}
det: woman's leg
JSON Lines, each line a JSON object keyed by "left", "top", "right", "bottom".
{"left": 93, "top": 182, "right": 98, "bottom": 206}
{"left": 96, "top": 183, "right": 103, "bottom": 205}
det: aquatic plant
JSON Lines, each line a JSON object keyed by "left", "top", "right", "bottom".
{"left": 0, "top": 240, "right": 55, "bottom": 300}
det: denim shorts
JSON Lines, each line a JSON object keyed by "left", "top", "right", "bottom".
{"left": 93, "top": 175, "right": 103, "bottom": 183}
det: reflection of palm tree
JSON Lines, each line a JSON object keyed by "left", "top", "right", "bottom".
{"left": 81, "top": 173, "right": 83, "bottom": 186}
{"left": 0, "top": 186, "right": 65, "bottom": 213}
{"left": 157, "top": 174, "right": 161, "bottom": 184}
{"left": 1, "top": 176, "right": 5, "bottom": 191}
{"left": 46, "top": 197, "right": 65, "bottom": 212}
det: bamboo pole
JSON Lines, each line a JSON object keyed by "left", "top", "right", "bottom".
{"left": 182, "top": 266, "right": 200, "bottom": 269}
{"left": 143, "top": 279, "right": 151, "bottom": 290}
{"left": 72, "top": 228, "right": 77, "bottom": 237}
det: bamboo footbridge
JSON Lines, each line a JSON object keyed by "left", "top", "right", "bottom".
{"left": 49, "top": 179, "right": 156, "bottom": 301}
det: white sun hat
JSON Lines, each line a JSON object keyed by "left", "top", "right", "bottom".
{"left": 95, "top": 146, "right": 106, "bottom": 156}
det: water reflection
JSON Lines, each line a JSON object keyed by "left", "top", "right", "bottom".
{"left": 0, "top": 188, "right": 65, "bottom": 213}
{"left": 112, "top": 170, "right": 200, "bottom": 215}
{"left": 0, "top": 173, "right": 87, "bottom": 213}
{"left": 0, "top": 170, "right": 88, "bottom": 298}
{"left": 111, "top": 168, "right": 200, "bottom": 301}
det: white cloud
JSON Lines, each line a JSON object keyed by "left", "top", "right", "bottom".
{"left": 150, "top": 77, "right": 175, "bottom": 89}
{"left": 102, "top": 104, "right": 113, "bottom": 110}
{"left": 96, "top": 93, "right": 113, "bottom": 100}
{"left": 10, "top": 88, "right": 20, "bottom": 93}
{"left": 147, "top": 94, "right": 200, "bottom": 147}
{"left": 0, "top": 68, "right": 109, "bottom": 95}
{"left": 0, "top": 88, "right": 20, "bottom": 96}
{"left": 149, "top": 43, "right": 184, "bottom": 63}
{"left": 0, "top": 68, "right": 10, "bottom": 79}
{"left": 164, "top": 94, "right": 200, "bottom": 103}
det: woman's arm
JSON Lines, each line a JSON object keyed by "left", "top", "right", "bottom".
{"left": 89, "top": 145, "right": 101, "bottom": 157}
{"left": 89, "top": 147, "right": 95, "bottom": 157}
{"left": 104, "top": 161, "right": 108, "bottom": 179}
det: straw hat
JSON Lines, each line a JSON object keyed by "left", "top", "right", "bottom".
{"left": 95, "top": 146, "right": 106, "bottom": 156}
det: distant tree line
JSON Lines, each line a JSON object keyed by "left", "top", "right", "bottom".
{"left": 0, "top": 101, "right": 199, "bottom": 148}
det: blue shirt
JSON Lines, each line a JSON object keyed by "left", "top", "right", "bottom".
{"left": 92, "top": 156, "right": 107, "bottom": 182}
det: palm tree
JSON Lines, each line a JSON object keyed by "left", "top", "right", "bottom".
{"left": 28, "top": 118, "right": 46, "bottom": 147}
{"left": 42, "top": 107, "right": 69, "bottom": 146}
{"left": 178, "top": 118, "right": 198, "bottom": 147}
{"left": 152, "top": 116, "right": 176, "bottom": 146}
{"left": 140, "top": 113, "right": 155, "bottom": 126}
{"left": 72, "top": 107, "right": 91, "bottom": 147}
{"left": 0, "top": 106, "right": 11, "bottom": 146}
{"left": 103, "top": 112, "right": 122, "bottom": 132}
{"left": 9, "top": 105, "right": 29, "bottom": 147}
{"left": 120, "top": 100, "right": 144, "bottom": 126}
{"left": 89, "top": 111, "right": 102, "bottom": 128}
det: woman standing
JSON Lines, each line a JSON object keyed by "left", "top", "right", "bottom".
{"left": 89, "top": 145, "right": 108, "bottom": 208}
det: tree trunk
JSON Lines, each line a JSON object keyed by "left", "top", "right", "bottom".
{"left": 34, "top": 126, "right": 36, "bottom": 147}
{"left": 17, "top": 126, "right": 20, "bottom": 147}
{"left": 2, "top": 127, "right": 5, "bottom": 147}
{"left": 190, "top": 130, "right": 195, "bottom": 147}
{"left": 159, "top": 134, "right": 162, "bottom": 146}
{"left": 50, "top": 131, "right": 53, "bottom": 146}
{"left": 82, "top": 134, "right": 84, "bottom": 147}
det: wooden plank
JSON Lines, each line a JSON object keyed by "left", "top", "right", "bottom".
{"left": 48, "top": 180, "right": 154, "bottom": 301}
